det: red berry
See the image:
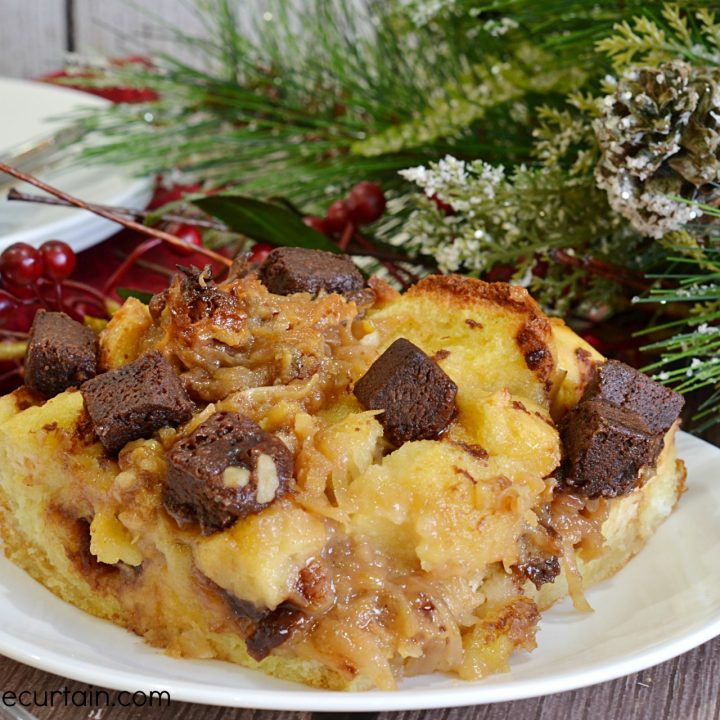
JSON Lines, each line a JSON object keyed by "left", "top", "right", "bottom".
{"left": 40, "top": 240, "right": 76, "bottom": 282}
{"left": 1, "top": 280, "right": 36, "bottom": 300}
{"left": 249, "top": 243, "right": 274, "bottom": 264}
{"left": 580, "top": 333, "right": 604, "bottom": 352}
{"left": 303, "top": 216, "right": 330, "bottom": 236}
{"left": 0, "top": 243, "right": 44, "bottom": 286}
{"left": 149, "top": 183, "right": 202, "bottom": 210}
{"left": 0, "top": 293, "right": 17, "bottom": 325}
{"left": 532, "top": 260, "right": 548, "bottom": 279}
{"left": 430, "top": 194, "right": 454, "bottom": 216}
{"left": 484, "top": 264, "right": 515, "bottom": 283}
{"left": 169, "top": 225, "right": 204, "bottom": 257}
{"left": 346, "top": 182, "right": 386, "bottom": 225}
{"left": 324, "top": 200, "right": 352, "bottom": 234}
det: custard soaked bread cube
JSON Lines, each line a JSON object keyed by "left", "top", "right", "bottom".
{"left": 0, "top": 271, "right": 687, "bottom": 691}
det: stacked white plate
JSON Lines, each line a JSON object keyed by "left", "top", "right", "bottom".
{"left": 0, "top": 77, "right": 153, "bottom": 252}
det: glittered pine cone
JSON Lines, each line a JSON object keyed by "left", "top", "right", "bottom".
{"left": 594, "top": 59, "right": 720, "bottom": 238}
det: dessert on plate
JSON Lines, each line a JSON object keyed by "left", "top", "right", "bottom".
{"left": 0, "top": 248, "right": 685, "bottom": 690}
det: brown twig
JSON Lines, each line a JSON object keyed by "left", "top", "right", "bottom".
{"left": 0, "top": 163, "right": 232, "bottom": 268}
{"left": 549, "top": 248, "right": 650, "bottom": 292}
{"left": 7, "top": 188, "right": 227, "bottom": 230}
{"left": 8, "top": 186, "right": 438, "bottom": 268}
{"left": 104, "top": 239, "right": 163, "bottom": 295}
{"left": 116, "top": 254, "right": 175, "bottom": 278}
{"left": 352, "top": 231, "right": 418, "bottom": 288}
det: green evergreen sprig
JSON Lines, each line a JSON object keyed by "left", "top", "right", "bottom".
{"left": 636, "top": 244, "right": 720, "bottom": 429}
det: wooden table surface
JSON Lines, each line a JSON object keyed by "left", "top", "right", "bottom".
{"left": 2, "top": 409, "right": 718, "bottom": 720}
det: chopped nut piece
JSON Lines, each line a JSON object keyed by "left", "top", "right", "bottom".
{"left": 223, "top": 466, "right": 251, "bottom": 489}
{"left": 255, "top": 454, "right": 280, "bottom": 503}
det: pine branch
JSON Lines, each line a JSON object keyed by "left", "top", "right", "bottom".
{"left": 636, "top": 244, "right": 720, "bottom": 427}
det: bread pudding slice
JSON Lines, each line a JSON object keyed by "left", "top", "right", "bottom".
{"left": 0, "top": 256, "right": 686, "bottom": 690}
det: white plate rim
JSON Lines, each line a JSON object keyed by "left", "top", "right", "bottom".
{"left": 0, "top": 431, "right": 719, "bottom": 712}
{"left": 0, "top": 77, "right": 153, "bottom": 252}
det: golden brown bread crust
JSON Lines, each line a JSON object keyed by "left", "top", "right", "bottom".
{"left": 409, "top": 275, "right": 557, "bottom": 393}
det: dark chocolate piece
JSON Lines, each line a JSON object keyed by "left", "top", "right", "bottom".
{"left": 81, "top": 350, "right": 192, "bottom": 454}
{"left": 582, "top": 359, "right": 684, "bottom": 436}
{"left": 560, "top": 400, "right": 662, "bottom": 498}
{"left": 245, "top": 602, "right": 306, "bottom": 661}
{"left": 258, "top": 247, "right": 364, "bottom": 298}
{"left": 353, "top": 338, "right": 457, "bottom": 445}
{"left": 25, "top": 311, "right": 98, "bottom": 398}
{"left": 163, "top": 412, "right": 294, "bottom": 534}
{"left": 517, "top": 555, "right": 561, "bottom": 590}
{"left": 224, "top": 591, "right": 305, "bottom": 661}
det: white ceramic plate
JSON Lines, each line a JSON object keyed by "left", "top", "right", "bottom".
{"left": 0, "top": 431, "right": 718, "bottom": 712}
{"left": 0, "top": 78, "right": 153, "bottom": 252}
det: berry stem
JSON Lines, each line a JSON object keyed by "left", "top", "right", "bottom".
{"left": 66, "top": 296, "right": 109, "bottom": 319}
{"left": 351, "top": 231, "right": 415, "bottom": 289}
{"left": 60, "top": 279, "right": 114, "bottom": 312}
{"left": 30, "top": 282, "right": 51, "bottom": 311}
{"left": 549, "top": 249, "right": 649, "bottom": 291}
{"left": 103, "top": 238, "right": 162, "bottom": 296}
{"left": 338, "top": 222, "right": 354, "bottom": 251}
{"left": 0, "top": 163, "right": 232, "bottom": 268}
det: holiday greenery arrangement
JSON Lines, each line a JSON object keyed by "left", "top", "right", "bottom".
{"left": 9, "top": 0, "right": 720, "bottom": 430}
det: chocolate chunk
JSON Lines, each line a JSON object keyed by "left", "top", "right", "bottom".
{"left": 583, "top": 359, "right": 684, "bottom": 436}
{"left": 81, "top": 351, "right": 192, "bottom": 454}
{"left": 245, "top": 602, "right": 306, "bottom": 661}
{"left": 560, "top": 400, "right": 662, "bottom": 498}
{"left": 354, "top": 338, "right": 457, "bottom": 445}
{"left": 259, "top": 247, "right": 364, "bottom": 298}
{"left": 163, "top": 412, "right": 294, "bottom": 534}
{"left": 25, "top": 311, "right": 98, "bottom": 398}
{"left": 517, "top": 555, "right": 561, "bottom": 590}
{"left": 224, "top": 591, "right": 305, "bottom": 661}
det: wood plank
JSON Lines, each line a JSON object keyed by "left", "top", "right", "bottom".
{"left": 0, "top": 0, "right": 66, "bottom": 78}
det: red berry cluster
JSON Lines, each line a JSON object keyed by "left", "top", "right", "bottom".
{"left": 0, "top": 240, "right": 76, "bottom": 309}
{"left": 0, "top": 241, "right": 106, "bottom": 331}
{"left": 303, "top": 182, "right": 386, "bottom": 240}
